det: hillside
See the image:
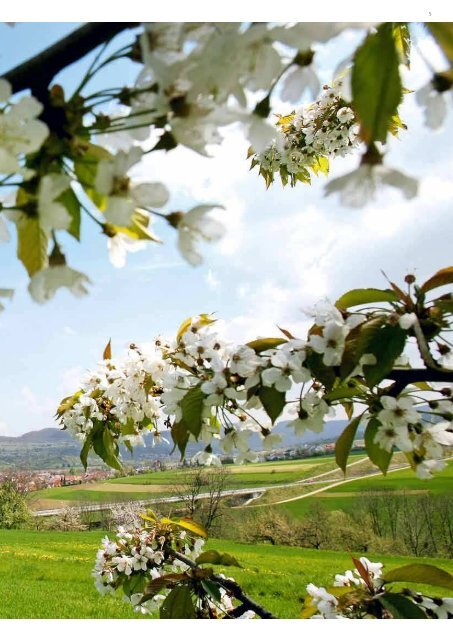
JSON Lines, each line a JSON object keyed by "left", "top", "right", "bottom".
{"left": 0, "top": 419, "right": 350, "bottom": 470}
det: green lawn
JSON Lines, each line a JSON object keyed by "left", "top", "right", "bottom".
{"left": 0, "top": 529, "right": 452, "bottom": 618}
{"left": 107, "top": 456, "right": 348, "bottom": 486}
{"left": 29, "top": 455, "right": 363, "bottom": 506}
{"left": 326, "top": 461, "right": 453, "bottom": 494}
{"left": 280, "top": 460, "right": 453, "bottom": 518}
{"left": 29, "top": 487, "right": 174, "bottom": 504}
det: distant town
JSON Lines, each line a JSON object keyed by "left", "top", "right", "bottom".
{"left": 0, "top": 439, "right": 366, "bottom": 493}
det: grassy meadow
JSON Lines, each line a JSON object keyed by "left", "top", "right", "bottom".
{"left": 1, "top": 529, "right": 453, "bottom": 619}
{"left": 279, "top": 460, "right": 453, "bottom": 518}
{"left": 28, "top": 454, "right": 366, "bottom": 509}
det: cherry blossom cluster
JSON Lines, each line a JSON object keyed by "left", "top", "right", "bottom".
{"left": 93, "top": 517, "right": 253, "bottom": 618}
{"left": 59, "top": 344, "right": 168, "bottom": 448}
{"left": 373, "top": 392, "right": 453, "bottom": 479}
{"left": 252, "top": 81, "right": 360, "bottom": 187}
{"left": 303, "top": 557, "right": 453, "bottom": 619}
{"left": 58, "top": 270, "right": 453, "bottom": 479}
{"left": 94, "top": 523, "right": 201, "bottom": 615}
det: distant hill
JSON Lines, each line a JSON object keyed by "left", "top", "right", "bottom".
{"left": 0, "top": 428, "right": 71, "bottom": 444}
{"left": 0, "top": 419, "right": 351, "bottom": 470}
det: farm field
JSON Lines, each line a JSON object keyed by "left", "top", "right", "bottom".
{"left": 106, "top": 455, "right": 360, "bottom": 486}
{"left": 1, "top": 529, "right": 453, "bottom": 619}
{"left": 279, "top": 460, "right": 453, "bottom": 518}
{"left": 28, "top": 454, "right": 366, "bottom": 509}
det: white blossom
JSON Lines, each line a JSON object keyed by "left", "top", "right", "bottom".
{"left": 309, "top": 321, "right": 349, "bottom": 366}
{"left": 378, "top": 396, "right": 419, "bottom": 429}
{"left": 192, "top": 450, "right": 221, "bottom": 466}
{"left": 416, "top": 81, "right": 449, "bottom": 130}
{"left": 175, "top": 205, "right": 225, "bottom": 266}
{"left": 399, "top": 313, "right": 417, "bottom": 330}
{"left": 281, "top": 66, "right": 320, "bottom": 103}
{"left": 0, "top": 79, "right": 49, "bottom": 173}
{"left": 96, "top": 148, "right": 169, "bottom": 226}
{"left": 107, "top": 232, "right": 147, "bottom": 268}
{"left": 28, "top": 265, "right": 91, "bottom": 304}
{"left": 325, "top": 164, "right": 419, "bottom": 208}
{"left": 38, "top": 174, "right": 72, "bottom": 232}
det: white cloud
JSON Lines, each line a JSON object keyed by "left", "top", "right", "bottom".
{"left": 21, "top": 385, "right": 56, "bottom": 417}
{"left": 205, "top": 269, "right": 220, "bottom": 290}
{"left": 63, "top": 325, "right": 76, "bottom": 336}
{"left": 58, "top": 367, "right": 86, "bottom": 396}
{"left": 0, "top": 421, "right": 9, "bottom": 436}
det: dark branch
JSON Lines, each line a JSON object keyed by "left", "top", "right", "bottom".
{"left": 385, "top": 368, "right": 453, "bottom": 397}
{"left": 172, "top": 551, "right": 277, "bottom": 619}
{"left": 212, "top": 574, "right": 278, "bottom": 619}
{"left": 3, "top": 22, "right": 139, "bottom": 99}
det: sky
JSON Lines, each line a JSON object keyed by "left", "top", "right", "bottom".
{"left": 0, "top": 22, "right": 452, "bottom": 436}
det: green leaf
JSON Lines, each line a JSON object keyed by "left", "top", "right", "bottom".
{"left": 74, "top": 143, "right": 112, "bottom": 210}
{"left": 379, "top": 593, "right": 427, "bottom": 619}
{"left": 122, "top": 573, "right": 147, "bottom": 598}
{"left": 434, "top": 297, "right": 453, "bottom": 314}
{"left": 305, "top": 350, "right": 336, "bottom": 391}
{"left": 258, "top": 386, "right": 286, "bottom": 424}
{"left": 56, "top": 390, "right": 82, "bottom": 417}
{"left": 80, "top": 433, "right": 92, "bottom": 470}
{"left": 57, "top": 188, "right": 81, "bottom": 241}
{"left": 16, "top": 215, "right": 48, "bottom": 276}
{"left": 335, "top": 415, "right": 362, "bottom": 473}
{"left": 340, "top": 316, "right": 387, "bottom": 379}
{"left": 201, "top": 579, "right": 222, "bottom": 603}
{"left": 246, "top": 337, "right": 287, "bottom": 353}
{"left": 196, "top": 550, "right": 241, "bottom": 567}
{"left": 113, "top": 211, "right": 161, "bottom": 243}
{"left": 300, "top": 599, "right": 318, "bottom": 619}
{"left": 388, "top": 113, "right": 408, "bottom": 138}
{"left": 362, "top": 324, "right": 406, "bottom": 387}
{"left": 307, "top": 155, "right": 329, "bottom": 176}
{"left": 325, "top": 382, "right": 364, "bottom": 402}
{"left": 335, "top": 288, "right": 399, "bottom": 310}
{"left": 142, "top": 573, "right": 190, "bottom": 599}
{"left": 92, "top": 425, "right": 122, "bottom": 471}
{"left": 393, "top": 23, "right": 411, "bottom": 68}
{"left": 171, "top": 421, "right": 190, "bottom": 459}
{"left": 180, "top": 385, "right": 205, "bottom": 438}
{"left": 160, "top": 585, "right": 196, "bottom": 619}
{"left": 384, "top": 563, "right": 453, "bottom": 590}
{"left": 102, "top": 428, "right": 122, "bottom": 470}
{"left": 174, "top": 518, "right": 207, "bottom": 538}
{"left": 352, "top": 23, "right": 403, "bottom": 143}
{"left": 176, "top": 314, "right": 216, "bottom": 344}
{"left": 427, "top": 23, "right": 453, "bottom": 64}
{"left": 420, "top": 266, "right": 453, "bottom": 293}
{"left": 364, "top": 417, "right": 393, "bottom": 474}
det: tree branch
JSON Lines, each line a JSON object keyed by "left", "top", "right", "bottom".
{"left": 3, "top": 22, "right": 139, "bottom": 99}
{"left": 385, "top": 368, "right": 453, "bottom": 397}
{"left": 172, "top": 551, "right": 277, "bottom": 619}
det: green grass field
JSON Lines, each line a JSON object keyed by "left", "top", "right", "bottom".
{"left": 107, "top": 456, "right": 352, "bottom": 486}
{"left": 280, "top": 460, "right": 453, "bottom": 518}
{"left": 29, "top": 454, "right": 364, "bottom": 508}
{"left": 0, "top": 529, "right": 452, "bottom": 618}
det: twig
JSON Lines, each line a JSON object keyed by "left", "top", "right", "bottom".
{"left": 412, "top": 317, "right": 442, "bottom": 370}
{"left": 172, "top": 551, "right": 277, "bottom": 619}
